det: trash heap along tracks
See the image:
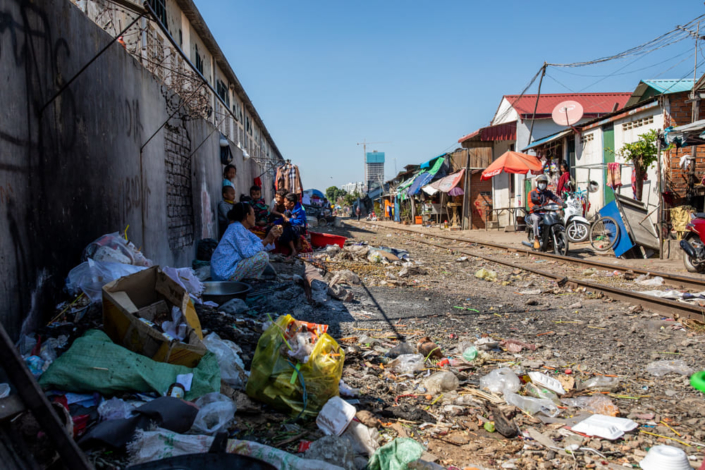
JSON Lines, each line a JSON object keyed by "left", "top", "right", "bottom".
{"left": 356, "top": 222, "right": 705, "bottom": 321}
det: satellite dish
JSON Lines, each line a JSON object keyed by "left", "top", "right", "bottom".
{"left": 552, "top": 100, "right": 584, "bottom": 127}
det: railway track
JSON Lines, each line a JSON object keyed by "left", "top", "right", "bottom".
{"left": 355, "top": 221, "right": 705, "bottom": 322}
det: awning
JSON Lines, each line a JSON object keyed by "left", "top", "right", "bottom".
{"left": 459, "top": 122, "right": 517, "bottom": 143}
{"left": 665, "top": 119, "right": 705, "bottom": 147}
{"left": 522, "top": 129, "right": 572, "bottom": 152}
{"left": 421, "top": 169, "right": 465, "bottom": 195}
{"left": 407, "top": 157, "right": 446, "bottom": 195}
{"left": 420, "top": 153, "right": 446, "bottom": 169}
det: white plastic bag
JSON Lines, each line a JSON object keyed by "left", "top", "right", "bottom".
{"left": 423, "top": 371, "right": 460, "bottom": 394}
{"left": 202, "top": 333, "right": 248, "bottom": 389}
{"left": 645, "top": 360, "right": 694, "bottom": 377}
{"left": 634, "top": 275, "right": 664, "bottom": 286}
{"left": 191, "top": 393, "right": 237, "bottom": 434}
{"left": 98, "top": 397, "right": 136, "bottom": 421}
{"left": 66, "top": 259, "right": 146, "bottom": 302}
{"left": 387, "top": 354, "right": 425, "bottom": 374}
{"left": 504, "top": 392, "right": 559, "bottom": 417}
{"left": 162, "top": 267, "right": 204, "bottom": 297}
{"left": 479, "top": 368, "right": 521, "bottom": 394}
{"left": 82, "top": 232, "right": 152, "bottom": 266}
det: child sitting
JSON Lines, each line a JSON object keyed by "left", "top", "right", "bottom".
{"left": 248, "top": 185, "right": 269, "bottom": 226}
{"left": 217, "top": 185, "right": 235, "bottom": 240}
{"left": 272, "top": 193, "right": 307, "bottom": 257}
{"left": 269, "top": 189, "right": 288, "bottom": 223}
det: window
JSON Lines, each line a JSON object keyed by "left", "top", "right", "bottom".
{"left": 232, "top": 101, "right": 242, "bottom": 122}
{"left": 246, "top": 115, "right": 252, "bottom": 135}
{"left": 194, "top": 44, "right": 203, "bottom": 74}
{"left": 178, "top": 29, "right": 182, "bottom": 48}
{"left": 149, "top": 0, "right": 167, "bottom": 27}
{"left": 622, "top": 115, "right": 654, "bottom": 131}
{"left": 216, "top": 79, "right": 230, "bottom": 108}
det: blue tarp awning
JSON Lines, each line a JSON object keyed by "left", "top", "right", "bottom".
{"left": 420, "top": 153, "right": 446, "bottom": 169}
{"left": 406, "top": 172, "right": 432, "bottom": 196}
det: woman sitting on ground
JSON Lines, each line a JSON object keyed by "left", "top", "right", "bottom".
{"left": 211, "top": 202, "right": 282, "bottom": 281}
{"left": 272, "top": 193, "right": 307, "bottom": 257}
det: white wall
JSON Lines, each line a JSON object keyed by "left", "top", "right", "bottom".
{"left": 575, "top": 129, "right": 604, "bottom": 217}
{"left": 491, "top": 140, "right": 514, "bottom": 225}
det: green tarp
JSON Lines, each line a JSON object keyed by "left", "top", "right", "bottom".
{"left": 39, "top": 330, "right": 220, "bottom": 400}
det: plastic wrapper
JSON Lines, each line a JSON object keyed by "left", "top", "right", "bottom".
{"left": 474, "top": 268, "right": 497, "bottom": 282}
{"left": 245, "top": 315, "right": 344, "bottom": 417}
{"left": 66, "top": 259, "right": 146, "bottom": 302}
{"left": 562, "top": 395, "right": 619, "bottom": 417}
{"left": 423, "top": 371, "right": 459, "bottom": 394}
{"left": 645, "top": 360, "right": 694, "bottom": 377}
{"left": 98, "top": 397, "right": 136, "bottom": 421}
{"left": 479, "top": 368, "right": 521, "bottom": 394}
{"left": 504, "top": 392, "right": 559, "bottom": 417}
{"left": 162, "top": 266, "right": 204, "bottom": 297}
{"left": 202, "top": 333, "right": 248, "bottom": 389}
{"left": 191, "top": 392, "right": 237, "bottom": 434}
{"left": 82, "top": 232, "right": 152, "bottom": 266}
{"left": 387, "top": 354, "right": 425, "bottom": 374}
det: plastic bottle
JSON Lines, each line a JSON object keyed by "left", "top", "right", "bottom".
{"left": 504, "top": 392, "right": 559, "bottom": 417}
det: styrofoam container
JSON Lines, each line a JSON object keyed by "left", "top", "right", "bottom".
{"left": 529, "top": 372, "right": 566, "bottom": 395}
{"left": 316, "top": 396, "right": 356, "bottom": 436}
{"left": 639, "top": 445, "right": 691, "bottom": 470}
{"left": 571, "top": 414, "right": 638, "bottom": 440}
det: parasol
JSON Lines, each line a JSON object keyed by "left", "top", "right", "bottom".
{"left": 480, "top": 151, "right": 543, "bottom": 181}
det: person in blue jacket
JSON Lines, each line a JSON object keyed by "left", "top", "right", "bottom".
{"left": 273, "top": 193, "right": 307, "bottom": 257}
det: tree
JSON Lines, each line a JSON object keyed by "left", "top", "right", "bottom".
{"left": 326, "top": 186, "right": 346, "bottom": 203}
{"left": 343, "top": 191, "right": 360, "bottom": 207}
{"left": 614, "top": 129, "right": 661, "bottom": 202}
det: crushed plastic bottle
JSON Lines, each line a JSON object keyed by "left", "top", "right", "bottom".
{"left": 504, "top": 392, "right": 559, "bottom": 417}
{"left": 423, "top": 371, "right": 460, "bottom": 394}
{"left": 562, "top": 395, "right": 619, "bottom": 417}
{"left": 583, "top": 376, "right": 621, "bottom": 391}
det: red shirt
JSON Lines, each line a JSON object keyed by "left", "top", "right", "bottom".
{"left": 557, "top": 172, "right": 570, "bottom": 196}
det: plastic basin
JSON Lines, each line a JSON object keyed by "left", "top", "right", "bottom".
{"left": 309, "top": 231, "right": 347, "bottom": 248}
{"left": 202, "top": 281, "right": 252, "bottom": 304}
{"left": 639, "top": 445, "right": 691, "bottom": 470}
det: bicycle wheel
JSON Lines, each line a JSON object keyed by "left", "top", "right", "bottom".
{"left": 589, "top": 216, "right": 620, "bottom": 252}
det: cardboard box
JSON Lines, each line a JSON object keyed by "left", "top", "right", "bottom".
{"left": 102, "top": 266, "right": 206, "bottom": 368}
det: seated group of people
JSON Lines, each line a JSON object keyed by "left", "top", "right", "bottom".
{"left": 212, "top": 182, "right": 307, "bottom": 282}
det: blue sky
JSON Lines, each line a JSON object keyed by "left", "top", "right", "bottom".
{"left": 195, "top": 1, "right": 704, "bottom": 192}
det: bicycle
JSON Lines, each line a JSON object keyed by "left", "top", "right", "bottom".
{"left": 588, "top": 213, "right": 620, "bottom": 252}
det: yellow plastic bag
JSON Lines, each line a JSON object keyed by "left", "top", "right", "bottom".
{"left": 245, "top": 315, "right": 345, "bottom": 417}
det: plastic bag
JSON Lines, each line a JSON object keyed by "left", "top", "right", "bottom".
{"left": 634, "top": 275, "right": 664, "bottom": 286}
{"left": 387, "top": 354, "right": 425, "bottom": 374}
{"left": 505, "top": 392, "right": 559, "bottom": 417}
{"left": 583, "top": 376, "right": 620, "bottom": 391}
{"left": 368, "top": 438, "right": 425, "bottom": 470}
{"left": 191, "top": 392, "right": 236, "bottom": 434}
{"left": 462, "top": 346, "right": 478, "bottom": 362}
{"left": 423, "top": 371, "right": 459, "bottom": 394}
{"left": 367, "top": 250, "right": 385, "bottom": 264}
{"left": 386, "top": 342, "right": 415, "bottom": 358}
{"left": 343, "top": 421, "right": 379, "bottom": 457}
{"left": 524, "top": 383, "right": 560, "bottom": 404}
{"left": 474, "top": 268, "right": 497, "bottom": 282}
{"left": 646, "top": 360, "right": 694, "bottom": 377}
{"left": 245, "top": 315, "right": 344, "bottom": 417}
{"left": 202, "top": 333, "right": 248, "bottom": 389}
{"left": 479, "top": 368, "right": 521, "bottom": 394}
{"left": 66, "top": 259, "right": 146, "bottom": 302}
{"left": 0, "top": 383, "right": 9, "bottom": 399}
{"left": 83, "top": 232, "right": 152, "bottom": 266}
{"left": 98, "top": 397, "right": 136, "bottom": 421}
{"left": 562, "top": 395, "right": 619, "bottom": 417}
{"left": 39, "top": 335, "right": 68, "bottom": 363}
{"left": 162, "top": 267, "right": 204, "bottom": 297}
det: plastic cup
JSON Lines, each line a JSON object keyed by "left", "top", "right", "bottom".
{"left": 639, "top": 445, "right": 691, "bottom": 470}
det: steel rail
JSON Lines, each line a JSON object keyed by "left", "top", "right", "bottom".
{"left": 355, "top": 222, "right": 705, "bottom": 321}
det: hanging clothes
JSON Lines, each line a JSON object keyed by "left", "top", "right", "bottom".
{"left": 275, "top": 163, "right": 303, "bottom": 195}
{"left": 606, "top": 163, "right": 622, "bottom": 189}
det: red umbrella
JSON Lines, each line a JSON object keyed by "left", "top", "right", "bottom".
{"left": 481, "top": 151, "right": 543, "bottom": 181}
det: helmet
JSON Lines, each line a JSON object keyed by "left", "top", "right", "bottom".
{"left": 536, "top": 174, "right": 549, "bottom": 183}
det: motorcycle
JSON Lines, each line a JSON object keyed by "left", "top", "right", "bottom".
{"left": 679, "top": 212, "right": 705, "bottom": 272}
{"left": 563, "top": 192, "right": 590, "bottom": 243}
{"left": 522, "top": 203, "right": 569, "bottom": 256}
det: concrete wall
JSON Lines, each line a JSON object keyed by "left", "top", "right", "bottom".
{"left": 0, "top": 0, "right": 266, "bottom": 339}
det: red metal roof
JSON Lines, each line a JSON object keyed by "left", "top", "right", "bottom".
{"left": 502, "top": 93, "right": 632, "bottom": 119}
{"left": 459, "top": 122, "right": 516, "bottom": 143}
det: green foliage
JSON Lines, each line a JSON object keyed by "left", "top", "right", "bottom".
{"left": 343, "top": 191, "right": 360, "bottom": 207}
{"left": 614, "top": 129, "right": 659, "bottom": 173}
{"left": 326, "top": 186, "right": 346, "bottom": 203}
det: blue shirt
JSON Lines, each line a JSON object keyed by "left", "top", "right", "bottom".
{"left": 210, "top": 222, "right": 264, "bottom": 280}
{"left": 274, "top": 203, "right": 307, "bottom": 227}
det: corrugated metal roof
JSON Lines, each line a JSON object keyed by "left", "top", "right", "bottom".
{"left": 458, "top": 122, "right": 517, "bottom": 143}
{"left": 641, "top": 79, "right": 694, "bottom": 94}
{"left": 522, "top": 129, "right": 572, "bottom": 151}
{"left": 502, "top": 92, "right": 632, "bottom": 118}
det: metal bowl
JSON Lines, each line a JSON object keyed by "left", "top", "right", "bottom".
{"left": 202, "top": 281, "right": 252, "bottom": 305}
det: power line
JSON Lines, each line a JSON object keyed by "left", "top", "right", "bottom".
{"left": 551, "top": 47, "right": 694, "bottom": 78}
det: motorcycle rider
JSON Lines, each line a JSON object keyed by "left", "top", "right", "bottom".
{"left": 529, "top": 174, "right": 563, "bottom": 250}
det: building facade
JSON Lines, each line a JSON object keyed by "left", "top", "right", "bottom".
{"left": 365, "top": 152, "right": 385, "bottom": 192}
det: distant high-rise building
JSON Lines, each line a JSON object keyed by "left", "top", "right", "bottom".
{"left": 340, "top": 182, "right": 364, "bottom": 194}
{"left": 365, "top": 152, "right": 385, "bottom": 192}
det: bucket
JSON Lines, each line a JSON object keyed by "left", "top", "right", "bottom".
{"left": 415, "top": 216, "right": 423, "bottom": 225}
{"left": 309, "top": 232, "right": 347, "bottom": 248}
{"left": 334, "top": 218, "right": 342, "bottom": 228}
